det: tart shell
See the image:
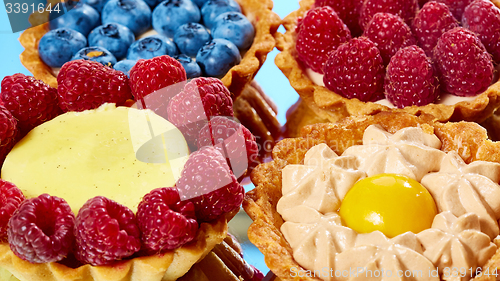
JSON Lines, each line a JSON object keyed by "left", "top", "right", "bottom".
{"left": 19, "top": 0, "right": 281, "bottom": 99}
{"left": 243, "top": 112, "right": 500, "bottom": 281}
{"left": 275, "top": 0, "right": 500, "bottom": 135}
{"left": 0, "top": 211, "right": 236, "bottom": 281}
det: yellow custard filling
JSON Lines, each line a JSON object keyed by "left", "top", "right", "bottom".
{"left": 1, "top": 104, "right": 189, "bottom": 214}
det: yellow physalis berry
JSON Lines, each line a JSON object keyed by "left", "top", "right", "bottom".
{"left": 339, "top": 173, "right": 437, "bottom": 238}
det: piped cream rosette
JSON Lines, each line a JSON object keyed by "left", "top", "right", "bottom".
{"left": 245, "top": 112, "right": 500, "bottom": 281}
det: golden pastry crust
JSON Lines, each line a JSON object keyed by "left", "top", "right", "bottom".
{"left": 243, "top": 112, "right": 500, "bottom": 281}
{"left": 19, "top": 0, "right": 280, "bottom": 98}
{"left": 275, "top": 0, "right": 500, "bottom": 131}
{"left": 0, "top": 211, "right": 236, "bottom": 281}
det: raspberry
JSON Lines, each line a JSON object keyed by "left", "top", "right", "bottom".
{"left": 1, "top": 74, "right": 61, "bottom": 134}
{"left": 433, "top": 27, "right": 493, "bottom": 97}
{"left": 314, "top": 0, "right": 363, "bottom": 36}
{"left": 167, "top": 77, "right": 233, "bottom": 146}
{"left": 323, "top": 37, "right": 385, "bottom": 102}
{"left": 129, "top": 55, "right": 187, "bottom": 118}
{"left": 175, "top": 146, "right": 244, "bottom": 222}
{"left": 412, "top": 1, "right": 459, "bottom": 56}
{"left": 57, "top": 59, "right": 133, "bottom": 112}
{"left": 363, "top": 13, "right": 417, "bottom": 65}
{"left": 197, "top": 116, "right": 259, "bottom": 179}
{"left": 74, "top": 196, "right": 141, "bottom": 265}
{"left": 359, "top": 0, "right": 419, "bottom": 30}
{"left": 385, "top": 46, "right": 440, "bottom": 108}
{"left": 295, "top": 6, "right": 351, "bottom": 74}
{"left": 0, "top": 104, "right": 19, "bottom": 163}
{"left": 0, "top": 180, "right": 25, "bottom": 242}
{"left": 7, "top": 194, "right": 74, "bottom": 263}
{"left": 434, "top": 0, "right": 473, "bottom": 21}
{"left": 462, "top": 0, "right": 500, "bottom": 63}
{"left": 137, "top": 187, "right": 198, "bottom": 254}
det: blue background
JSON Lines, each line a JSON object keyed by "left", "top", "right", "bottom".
{"left": 0, "top": 0, "right": 301, "bottom": 276}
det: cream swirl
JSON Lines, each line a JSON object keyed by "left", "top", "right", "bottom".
{"left": 278, "top": 143, "right": 365, "bottom": 215}
{"left": 421, "top": 152, "right": 500, "bottom": 239}
{"left": 281, "top": 207, "right": 357, "bottom": 280}
{"left": 278, "top": 126, "right": 500, "bottom": 281}
{"left": 342, "top": 125, "right": 446, "bottom": 181}
{"left": 417, "top": 212, "right": 497, "bottom": 281}
{"left": 335, "top": 232, "right": 438, "bottom": 281}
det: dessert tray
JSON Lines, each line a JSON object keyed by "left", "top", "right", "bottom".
{"left": 276, "top": 0, "right": 500, "bottom": 136}
{"left": 244, "top": 111, "right": 500, "bottom": 281}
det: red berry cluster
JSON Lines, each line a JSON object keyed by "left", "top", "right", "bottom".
{"left": 300, "top": 0, "right": 499, "bottom": 108}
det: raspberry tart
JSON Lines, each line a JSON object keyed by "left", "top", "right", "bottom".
{"left": 0, "top": 59, "right": 261, "bottom": 279}
{"left": 276, "top": 0, "right": 500, "bottom": 137}
{"left": 244, "top": 112, "right": 500, "bottom": 281}
{"left": 0, "top": 103, "right": 241, "bottom": 281}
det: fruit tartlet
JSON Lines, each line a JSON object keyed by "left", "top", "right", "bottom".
{"left": 276, "top": 0, "right": 500, "bottom": 137}
{"left": 244, "top": 111, "right": 500, "bottom": 281}
{"left": 0, "top": 58, "right": 262, "bottom": 280}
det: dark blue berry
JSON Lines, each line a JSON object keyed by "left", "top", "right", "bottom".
{"left": 113, "top": 59, "right": 137, "bottom": 77}
{"left": 127, "top": 34, "right": 178, "bottom": 60}
{"left": 196, "top": 38, "right": 241, "bottom": 78}
{"left": 38, "top": 28, "right": 87, "bottom": 67}
{"left": 102, "top": 0, "right": 152, "bottom": 36}
{"left": 212, "top": 11, "right": 254, "bottom": 50}
{"left": 201, "top": 0, "right": 241, "bottom": 29}
{"left": 173, "top": 22, "right": 211, "bottom": 57}
{"left": 174, "top": 54, "right": 202, "bottom": 78}
{"left": 49, "top": 3, "right": 100, "bottom": 37}
{"left": 152, "top": 0, "right": 201, "bottom": 37}
{"left": 89, "top": 23, "right": 135, "bottom": 60}
{"left": 72, "top": 46, "right": 118, "bottom": 66}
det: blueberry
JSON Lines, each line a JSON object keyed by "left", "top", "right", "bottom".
{"left": 89, "top": 23, "right": 135, "bottom": 60}
{"left": 173, "top": 23, "right": 211, "bottom": 57}
{"left": 201, "top": 0, "right": 241, "bottom": 29}
{"left": 49, "top": 3, "right": 100, "bottom": 37}
{"left": 127, "top": 34, "right": 178, "bottom": 60}
{"left": 192, "top": 0, "right": 207, "bottom": 7}
{"left": 81, "top": 0, "right": 109, "bottom": 12}
{"left": 72, "top": 46, "right": 118, "bottom": 66}
{"left": 113, "top": 59, "right": 137, "bottom": 77}
{"left": 152, "top": 0, "right": 201, "bottom": 38}
{"left": 38, "top": 28, "right": 87, "bottom": 67}
{"left": 102, "top": 0, "right": 152, "bottom": 36}
{"left": 212, "top": 12, "right": 254, "bottom": 50}
{"left": 196, "top": 38, "right": 241, "bottom": 78}
{"left": 174, "top": 54, "right": 202, "bottom": 78}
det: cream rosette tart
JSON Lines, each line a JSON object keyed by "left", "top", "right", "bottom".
{"left": 276, "top": 0, "right": 500, "bottom": 138}
{"left": 244, "top": 112, "right": 500, "bottom": 281}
